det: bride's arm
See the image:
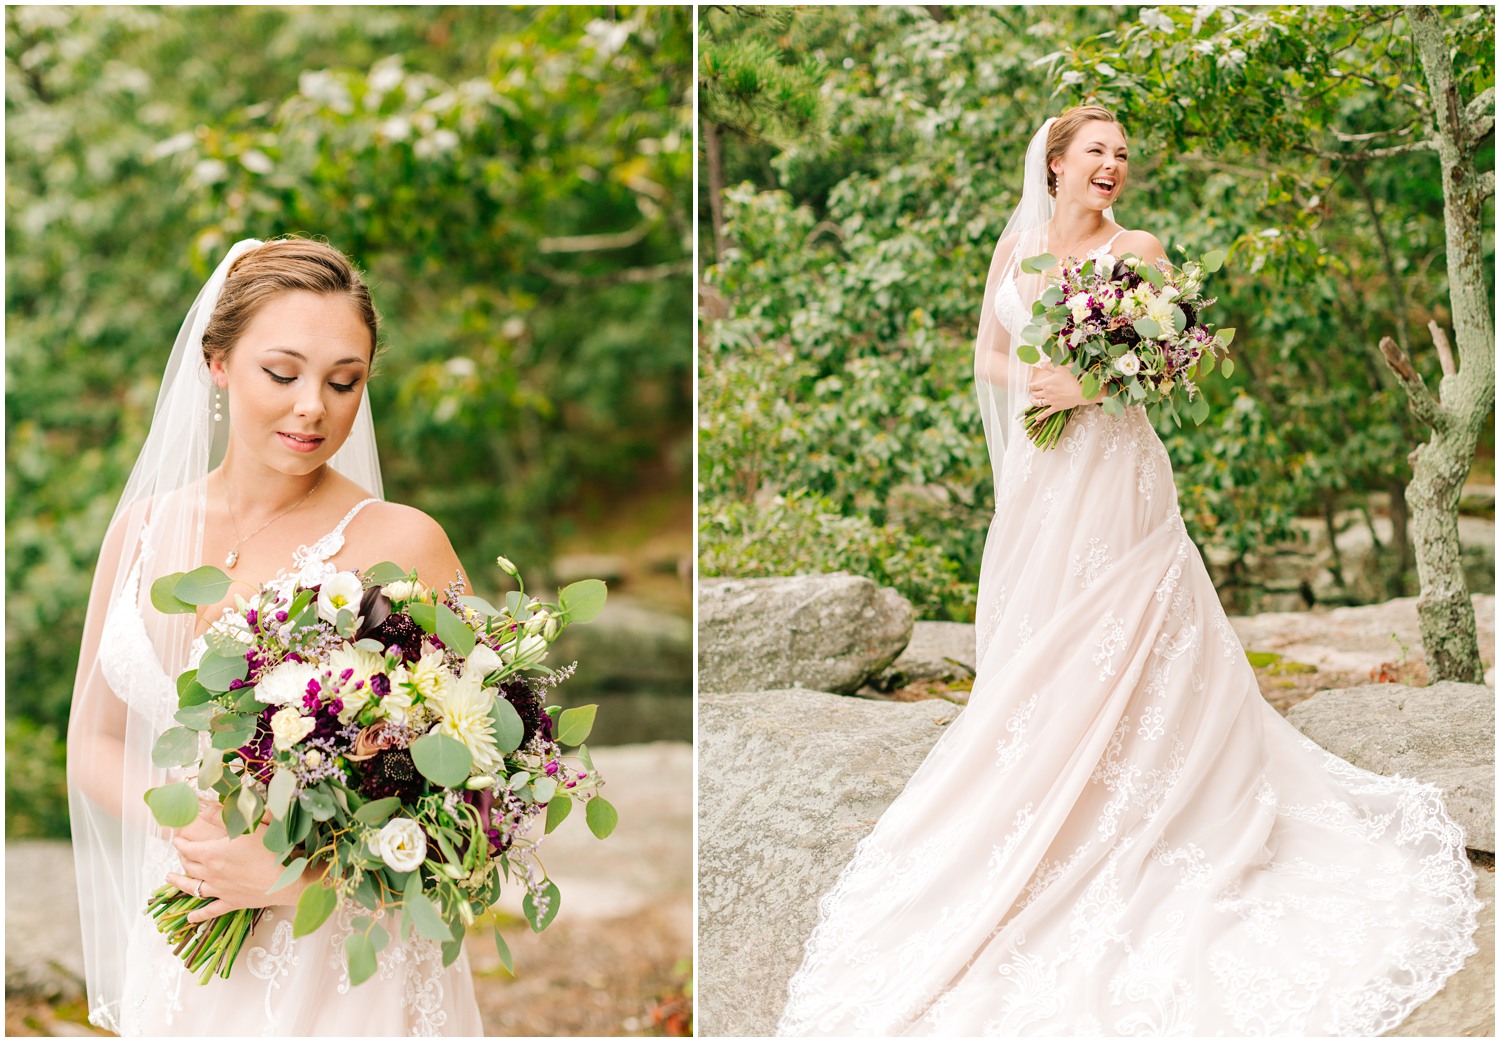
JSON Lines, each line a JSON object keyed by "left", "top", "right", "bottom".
{"left": 975, "top": 234, "right": 1020, "bottom": 388}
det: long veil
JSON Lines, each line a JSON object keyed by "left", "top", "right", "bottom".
{"left": 973, "top": 117, "right": 1113, "bottom": 492}
{"left": 65, "top": 238, "right": 383, "bottom": 1031}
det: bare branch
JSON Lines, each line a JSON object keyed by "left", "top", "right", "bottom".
{"left": 538, "top": 225, "right": 650, "bottom": 254}
{"left": 1377, "top": 335, "right": 1446, "bottom": 430}
{"left": 537, "top": 258, "right": 692, "bottom": 287}
{"left": 1331, "top": 120, "right": 1426, "bottom": 144}
{"left": 1427, "top": 320, "right": 1456, "bottom": 378}
{"left": 1479, "top": 168, "right": 1495, "bottom": 201}
{"left": 1465, "top": 85, "right": 1495, "bottom": 141}
{"left": 1300, "top": 138, "right": 1436, "bottom": 162}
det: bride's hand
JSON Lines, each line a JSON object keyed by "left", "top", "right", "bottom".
{"left": 1029, "top": 360, "right": 1103, "bottom": 421}
{"left": 168, "top": 799, "right": 312, "bottom": 923}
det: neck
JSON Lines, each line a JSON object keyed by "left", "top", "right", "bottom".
{"left": 1047, "top": 197, "right": 1109, "bottom": 247}
{"left": 217, "top": 444, "right": 327, "bottom": 522}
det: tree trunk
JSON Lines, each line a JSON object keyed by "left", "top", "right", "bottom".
{"left": 1392, "top": 7, "right": 1495, "bottom": 682}
{"left": 703, "top": 116, "right": 727, "bottom": 262}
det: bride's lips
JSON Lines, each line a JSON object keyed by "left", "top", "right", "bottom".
{"left": 278, "top": 431, "right": 325, "bottom": 453}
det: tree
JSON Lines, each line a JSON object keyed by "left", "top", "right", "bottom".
{"left": 1065, "top": 4, "right": 1494, "bottom": 680}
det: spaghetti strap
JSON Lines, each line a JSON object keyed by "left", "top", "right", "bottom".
{"left": 1101, "top": 227, "right": 1128, "bottom": 251}
{"left": 330, "top": 496, "right": 381, "bottom": 539}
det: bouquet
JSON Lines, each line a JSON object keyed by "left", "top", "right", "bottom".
{"left": 1015, "top": 247, "right": 1237, "bottom": 448}
{"left": 142, "top": 555, "right": 614, "bottom": 985}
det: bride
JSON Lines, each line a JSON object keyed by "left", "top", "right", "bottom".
{"left": 67, "top": 237, "right": 484, "bottom": 1035}
{"left": 776, "top": 107, "right": 1481, "bottom": 1036}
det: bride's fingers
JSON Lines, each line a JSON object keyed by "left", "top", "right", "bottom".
{"left": 185, "top": 898, "right": 233, "bottom": 925}
{"left": 166, "top": 870, "right": 207, "bottom": 899}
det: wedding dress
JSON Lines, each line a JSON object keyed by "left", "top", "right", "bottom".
{"left": 776, "top": 219, "right": 1481, "bottom": 1033}
{"left": 68, "top": 240, "right": 482, "bottom": 1036}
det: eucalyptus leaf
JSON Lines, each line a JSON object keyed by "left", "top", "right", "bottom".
{"left": 493, "top": 927, "right": 514, "bottom": 975}
{"left": 490, "top": 697, "right": 524, "bottom": 754}
{"left": 293, "top": 881, "right": 338, "bottom": 938}
{"left": 545, "top": 795, "right": 573, "bottom": 834}
{"left": 532, "top": 776, "right": 558, "bottom": 804}
{"left": 143, "top": 782, "right": 199, "bottom": 828}
{"left": 197, "top": 747, "right": 226, "bottom": 789}
{"left": 150, "top": 573, "right": 195, "bottom": 615}
{"left": 1016, "top": 344, "right": 1041, "bottom": 365}
{"left": 1202, "top": 249, "right": 1225, "bottom": 273}
{"left": 585, "top": 796, "right": 618, "bottom": 840}
{"left": 151, "top": 726, "right": 201, "bottom": 768}
{"left": 267, "top": 768, "right": 297, "bottom": 821}
{"left": 298, "top": 785, "right": 338, "bottom": 822}
{"left": 353, "top": 796, "right": 402, "bottom": 826}
{"left": 404, "top": 890, "right": 453, "bottom": 942}
{"left": 363, "top": 561, "right": 410, "bottom": 585}
{"left": 558, "top": 579, "right": 607, "bottom": 624}
{"left": 434, "top": 602, "right": 476, "bottom": 656}
{"left": 1132, "top": 316, "right": 1161, "bottom": 339}
{"left": 555, "top": 705, "right": 596, "bottom": 747}
{"left": 522, "top": 880, "right": 561, "bottom": 933}
{"left": 173, "top": 566, "right": 232, "bottom": 606}
{"left": 459, "top": 595, "right": 503, "bottom": 617}
{"left": 1217, "top": 327, "right": 1236, "bottom": 347}
{"left": 197, "top": 651, "right": 249, "bottom": 694}
{"left": 410, "top": 733, "right": 472, "bottom": 787}
{"left": 1019, "top": 252, "right": 1056, "bottom": 275}
{"left": 1222, "top": 357, "right": 1235, "bottom": 379}
{"left": 266, "top": 855, "right": 309, "bottom": 895}
{"left": 208, "top": 712, "right": 257, "bottom": 751}
{"left": 441, "top": 920, "right": 466, "bottom": 967}
{"left": 406, "top": 602, "right": 438, "bottom": 633}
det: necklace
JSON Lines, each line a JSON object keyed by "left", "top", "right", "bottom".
{"left": 223, "top": 470, "right": 326, "bottom": 568}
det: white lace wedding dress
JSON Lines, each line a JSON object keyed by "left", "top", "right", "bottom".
{"left": 776, "top": 235, "right": 1481, "bottom": 1036}
{"left": 95, "top": 498, "right": 483, "bottom": 1036}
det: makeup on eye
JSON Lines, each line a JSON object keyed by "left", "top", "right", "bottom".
{"left": 260, "top": 366, "right": 363, "bottom": 393}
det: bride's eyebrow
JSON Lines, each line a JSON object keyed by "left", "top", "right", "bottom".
{"left": 1086, "top": 141, "right": 1128, "bottom": 154}
{"left": 265, "top": 347, "right": 369, "bottom": 367}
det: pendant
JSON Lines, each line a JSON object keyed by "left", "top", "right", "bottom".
{"left": 225, "top": 549, "right": 239, "bottom": 568}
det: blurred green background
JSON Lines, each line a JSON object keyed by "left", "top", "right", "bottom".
{"left": 699, "top": 5, "right": 1494, "bottom": 622}
{"left": 7, "top": 5, "right": 693, "bottom": 839}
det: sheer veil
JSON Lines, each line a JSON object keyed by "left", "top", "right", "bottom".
{"left": 972, "top": 117, "right": 1113, "bottom": 492}
{"left": 66, "top": 238, "right": 383, "bottom": 1031}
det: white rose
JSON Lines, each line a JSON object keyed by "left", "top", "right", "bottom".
{"left": 373, "top": 818, "right": 427, "bottom": 873}
{"left": 269, "top": 707, "right": 316, "bottom": 751}
{"left": 466, "top": 643, "right": 503, "bottom": 679}
{"left": 1065, "top": 291, "right": 1091, "bottom": 324}
{"left": 1114, "top": 351, "right": 1142, "bottom": 377}
{"left": 1095, "top": 252, "right": 1116, "bottom": 272}
{"left": 381, "top": 579, "right": 429, "bottom": 604}
{"left": 317, "top": 571, "right": 364, "bottom": 625}
{"left": 256, "top": 660, "right": 320, "bottom": 706}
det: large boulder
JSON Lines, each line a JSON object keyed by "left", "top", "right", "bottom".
{"left": 697, "top": 688, "right": 954, "bottom": 1037}
{"left": 1286, "top": 682, "right": 1495, "bottom": 853}
{"left": 5, "top": 840, "right": 85, "bottom": 1002}
{"left": 698, "top": 575, "right": 914, "bottom": 695}
{"left": 546, "top": 594, "right": 692, "bottom": 697}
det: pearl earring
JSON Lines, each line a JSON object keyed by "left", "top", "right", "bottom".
{"left": 213, "top": 387, "right": 223, "bottom": 422}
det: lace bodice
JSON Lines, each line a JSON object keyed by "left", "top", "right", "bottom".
{"left": 100, "top": 497, "right": 381, "bottom": 716}
{"left": 994, "top": 229, "right": 1129, "bottom": 339}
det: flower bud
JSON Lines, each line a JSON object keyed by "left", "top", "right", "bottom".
{"left": 495, "top": 556, "right": 518, "bottom": 576}
{"left": 465, "top": 775, "right": 496, "bottom": 790}
{"left": 542, "top": 617, "right": 561, "bottom": 642}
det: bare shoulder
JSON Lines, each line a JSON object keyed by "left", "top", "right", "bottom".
{"left": 350, "top": 501, "right": 468, "bottom": 591}
{"left": 1113, "top": 229, "right": 1169, "bottom": 265}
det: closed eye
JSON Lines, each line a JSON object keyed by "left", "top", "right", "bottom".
{"left": 331, "top": 379, "right": 359, "bottom": 393}
{"left": 263, "top": 367, "right": 295, "bottom": 385}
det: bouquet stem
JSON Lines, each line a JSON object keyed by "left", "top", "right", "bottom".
{"left": 145, "top": 884, "right": 264, "bottom": 983}
{"left": 1022, "top": 405, "right": 1071, "bottom": 450}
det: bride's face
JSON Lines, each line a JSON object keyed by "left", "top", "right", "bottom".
{"left": 209, "top": 290, "right": 373, "bottom": 476}
{"left": 1052, "top": 121, "right": 1129, "bottom": 210}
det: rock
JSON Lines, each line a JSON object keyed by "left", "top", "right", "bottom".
{"left": 871, "top": 620, "right": 977, "bottom": 696}
{"left": 1386, "top": 867, "right": 1495, "bottom": 1037}
{"left": 5, "top": 840, "right": 85, "bottom": 1001}
{"left": 1286, "top": 682, "right": 1495, "bottom": 853}
{"left": 1460, "top": 516, "right": 1495, "bottom": 595}
{"left": 698, "top": 575, "right": 914, "bottom": 695}
{"left": 697, "top": 688, "right": 1492, "bottom": 1036}
{"left": 1231, "top": 594, "right": 1495, "bottom": 676}
{"left": 697, "top": 688, "right": 954, "bottom": 1037}
{"left": 547, "top": 594, "right": 691, "bottom": 697}
{"left": 1459, "top": 484, "right": 1495, "bottom": 518}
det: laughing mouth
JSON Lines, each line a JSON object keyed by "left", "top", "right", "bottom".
{"left": 1092, "top": 178, "right": 1116, "bottom": 192}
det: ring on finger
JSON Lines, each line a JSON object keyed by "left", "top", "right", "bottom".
{"left": 194, "top": 878, "right": 205, "bottom": 899}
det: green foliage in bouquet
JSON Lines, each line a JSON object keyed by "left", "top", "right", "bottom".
{"left": 141, "top": 558, "right": 614, "bottom": 985}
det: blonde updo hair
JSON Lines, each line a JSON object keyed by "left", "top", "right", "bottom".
{"left": 1045, "top": 104, "right": 1124, "bottom": 198}
{"left": 200, "top": 237, "right": 380, "bottom": 366}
